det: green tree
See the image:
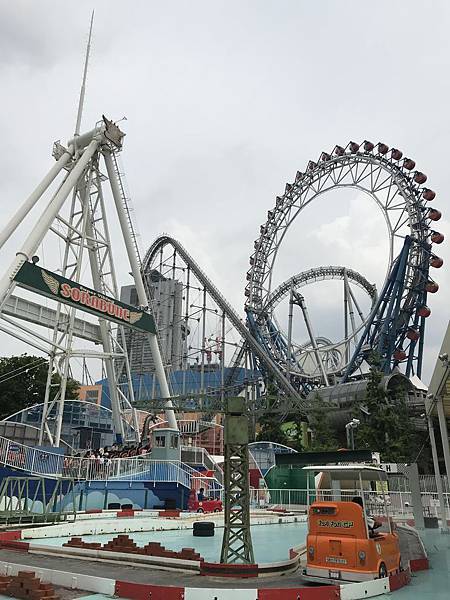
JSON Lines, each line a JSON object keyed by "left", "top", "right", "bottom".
{"left": 308, "top": 392, "right": 339, "bottom": 451}
{"left": 281, "top": 417, "right": 305, "bottom": 453}
{"left": 256, "top": 381, "right": 303, "bottom": 451}
{"left": 0, "top": 354, "right": 80, "bottom": 420}
{"left": 354, "top": 359, "right": 420, "bottom": 462}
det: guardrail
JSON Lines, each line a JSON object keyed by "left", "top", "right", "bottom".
{"left": 180, "top": 445, "right": 224, "bottom": 485}
{"left": 246, "top": 487, "right": 450, "bottom": 519}
{"left": 0, "top": 435, "right": 223, "bottom": 491}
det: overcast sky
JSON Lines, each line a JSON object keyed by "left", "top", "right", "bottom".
{"left": 0, "top": 0, "right": 449, "bottom": 384}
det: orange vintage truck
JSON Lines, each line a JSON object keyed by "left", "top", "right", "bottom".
{"left": 302, "top": 465, "right": 401, "bottom": 583}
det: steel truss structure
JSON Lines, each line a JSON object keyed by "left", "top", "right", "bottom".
{"left": 0, "top": 116, "right": 176, "bottom": 446}
{"left": 0, "top": 476, "right": 76, "bottom": 525}
{"left": 220, "top": 398, "right": 254, "bottom": 564}
{"left": 142, "top": 142, "right": 442, "bottom": 416}
{"left": 142, "top": 235, "right": 306, "bottom": 414}
{"left": 245, "top": 141, "right": 443, "bottom": 386}
{"left": 0, "top": 20, "right": 176, "bottom": 446}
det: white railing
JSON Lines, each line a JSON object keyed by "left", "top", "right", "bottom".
{"left": 0, "top": 435, "right": 66, "bottom": 478}
{"left": 245, "top": 487, "right": 450, "bottom": 520}
{"left": 387, "top": 473, "right": 450, "bottom": 494}
{"left": 0, "top": 434, "right": 223, "bottom": 491}
{"left": 180, "top": 445, "right": 224, "bottom": 485}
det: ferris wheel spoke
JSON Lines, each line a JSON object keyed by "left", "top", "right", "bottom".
{"left": 392, "top": 211, "right": 410, "bottom": 234}
{"left": 316, "top": 170, "right": 334, "bottom": 193}
{"left": 353, "top": 161, "right": 372, "bottom": 185}
{"left": 383, "top": 180, "right": 398, "bottom": 207}
{"left": 369, "top": 163, "right": 382, "bottom": 189}
{"left": 372, "top": 172, "right": 394, "bottom": 193}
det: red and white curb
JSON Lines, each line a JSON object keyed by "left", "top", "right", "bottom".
{"left": 0, "top": 530, "right": 426, "bottom": 599}
{"left": 0, "top": 561, "right": 415, "bottom": 600}
{"left": 115, "top": 570, "right": 412, "bottom": 600}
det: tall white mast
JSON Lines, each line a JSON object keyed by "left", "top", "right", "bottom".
{"left": 74, "top": 10, "right": 94, "bottom": 138}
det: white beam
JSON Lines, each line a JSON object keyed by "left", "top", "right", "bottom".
{"left": 103, "top": 150, "right": 178, "bottom": 430}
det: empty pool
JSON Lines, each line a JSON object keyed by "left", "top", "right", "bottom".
{"left": 32, "top": 521, "right": 307, "bottom": 563}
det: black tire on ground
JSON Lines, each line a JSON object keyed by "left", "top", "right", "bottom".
{"left": 214, "top": 508, "right": 221, "bottom": 513}
{"left": 378, "top": 562, "right": 388, "bottom": 578}
{"left": 196, "top": 508, "right": 204, "bottom": 513}
{"left": 193, "top": 529, "right": 215, "bottom": 537}
{"left": 193, "top": 521, "right": 215, "bottom": 531}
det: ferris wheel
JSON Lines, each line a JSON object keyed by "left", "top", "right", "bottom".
{"left": 245, "top": 141, "right": 444, "bottom": 386}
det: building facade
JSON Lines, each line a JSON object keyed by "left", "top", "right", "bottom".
{"left": 120, "top": 270, "right": 186, "bottom": 376}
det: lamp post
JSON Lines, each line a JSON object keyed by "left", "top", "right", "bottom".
{"left": 346, "top": 418, "right": 360, "bottom": 450}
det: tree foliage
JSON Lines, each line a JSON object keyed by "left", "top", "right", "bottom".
{"left": 0, "top": 354, "right": 80, "bottom": 421}
{"left": 308, "top": 392, "right": 339, "bottom": 451}
{"left": 256, "top": 382, "right": 304, "bottom": 451}
{"left": 354, "top": 359, "right": 420, "bottom": 463}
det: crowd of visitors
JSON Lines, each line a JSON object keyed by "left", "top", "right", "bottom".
{"left": 63, "top": 442, "right": 152, "bottom": 477}
{"left": 81, "top": 442, "right": 152, "bottom": 461}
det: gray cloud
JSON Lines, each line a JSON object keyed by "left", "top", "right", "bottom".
{"left": 0, "top": 0, "right": 448, "bottom": 384}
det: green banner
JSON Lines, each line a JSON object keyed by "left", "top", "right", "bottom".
{"left": 14, "top": 261, "right": 156, "bottom": 334}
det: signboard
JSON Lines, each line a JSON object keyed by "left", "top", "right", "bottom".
{"left": 275, "top": 449, "right": 373, "bottom": 466}
{"left": 380, "top": 463, "right": 399, "bottom": 473}
{"left": 14, "top": 261, "right": 156, "bottom": 334}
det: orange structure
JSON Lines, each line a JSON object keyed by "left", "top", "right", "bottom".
{"left": 306, "top": 500, "right": 400, "bottom": 582}
{"left": 303, "top": 465, "right": 401, "bottom": 583}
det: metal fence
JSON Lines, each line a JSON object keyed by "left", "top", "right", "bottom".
{"left": 387, "top": 473, "right": 450, "bottom": 494}
{"left": 247, "top": 487, "right": 450, "bottom": 519}
{"left": 1, "top": 434, "right": 448, "bottom": 515}
{"left": 0, "top": 434, "right": 220, "bottom": 490}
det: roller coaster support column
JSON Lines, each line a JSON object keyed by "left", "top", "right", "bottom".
{"left": 294, "top": 291, "right": 329, "bottom": 386}
{"left": 220, "top": 397, "right": 254, "bottom": 564}
{"left": 103, "top": 150, "right": 177, "bottom": 431}
{"left": 340, "top": 237, "right": 412, "bottom": 382}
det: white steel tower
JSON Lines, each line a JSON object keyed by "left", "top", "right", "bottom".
{"left": 0, "top": 16, "right": 177, "bottom": 447}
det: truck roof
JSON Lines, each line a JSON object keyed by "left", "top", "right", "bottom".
{"left": 302, "top": 464, "right": 388, "bottom": 481}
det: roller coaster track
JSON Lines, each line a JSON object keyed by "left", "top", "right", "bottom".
{"left": 143, "top": 235, "right": 306, "bottom": 413}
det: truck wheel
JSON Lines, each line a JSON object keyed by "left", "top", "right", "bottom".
{"left": 378, "top": 562, "right": 388, "bottom": 578}
{"left": 197, "top": 508, "right": 204, "bottom": 513}
{"left": 214, "top": 508, "right": 221, "bottom": 513}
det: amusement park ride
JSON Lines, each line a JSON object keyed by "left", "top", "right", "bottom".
{"left": 141, "top": 137, "right": 443, "bottom": 420}
{"left": 0, "top": 17, "right": 444, "bottom": 565}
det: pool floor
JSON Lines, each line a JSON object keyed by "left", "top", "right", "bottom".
{"left": 34, "top": 522, "right": 307, "bottom": 563}
{"left": 380, "top": 529, "right": 450, "bottom": 599}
